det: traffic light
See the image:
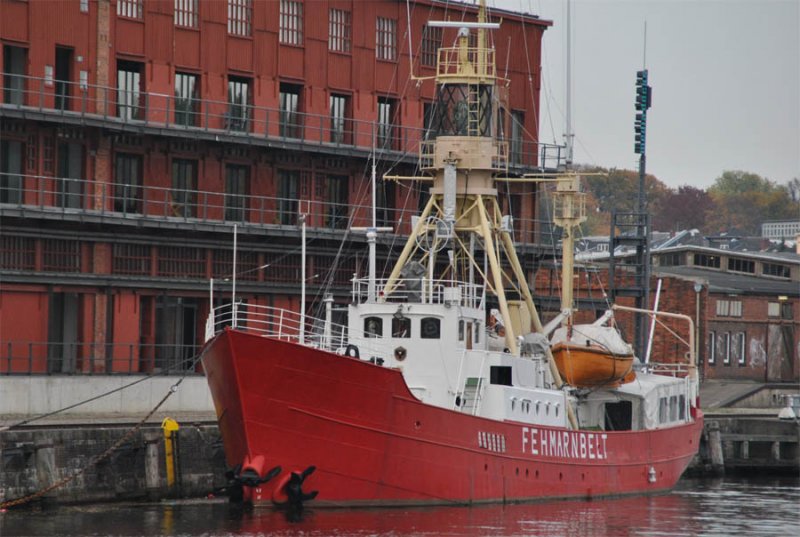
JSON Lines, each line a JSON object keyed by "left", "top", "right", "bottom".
{"left": 634, "top": 71, "right": 651, "bottom": 154}
{"left": 635, "top": 70, "right": 652, "bottom": 111}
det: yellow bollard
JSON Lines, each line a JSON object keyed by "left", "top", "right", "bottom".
{"left": 161, "top": 417, "right": 180, "bottom": 490}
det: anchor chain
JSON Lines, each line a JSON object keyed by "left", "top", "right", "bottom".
{"left": 0, "top": 383, "right": 181, "bottom": 510}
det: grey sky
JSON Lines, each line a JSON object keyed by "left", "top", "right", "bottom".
{"left": 492, "top": 0, "right": 800, "bottom": 189}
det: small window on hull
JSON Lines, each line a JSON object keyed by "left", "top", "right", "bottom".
{"left": 392, "top": 317, "right": 410, "bottom": 338}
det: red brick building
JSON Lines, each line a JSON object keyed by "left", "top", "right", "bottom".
{"left": 0, "top": 1, "right": 557, "bottom": 374}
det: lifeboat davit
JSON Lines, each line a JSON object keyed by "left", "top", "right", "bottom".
{"left": 550, "top": 325, "right": 635, "bottom": 388}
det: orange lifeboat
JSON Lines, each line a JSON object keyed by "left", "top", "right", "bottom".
{"left": 550, "top": 325, "right": 636, "bottom": 388}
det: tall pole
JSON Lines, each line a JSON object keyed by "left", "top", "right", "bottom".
{"left": 564, "top": 0, "right": 573, "bottom": 166}
{"left": 232, "top": 224, "right": 237, "bottom": 328}
{"left": 300, "top": 212, "right": 306, "bottom": 345}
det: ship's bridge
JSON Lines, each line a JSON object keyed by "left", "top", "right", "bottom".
{"left": 351, "top": 277, "right": 482, "bottom": 309}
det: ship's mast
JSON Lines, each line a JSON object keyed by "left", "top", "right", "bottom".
{"left": 383, "top": 0, "right": 535, "bottom": 355}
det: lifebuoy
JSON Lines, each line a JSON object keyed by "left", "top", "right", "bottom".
{"left": 345, "top": 344, "right": 360, "bottom": 358}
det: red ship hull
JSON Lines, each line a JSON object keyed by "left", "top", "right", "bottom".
{"left": 201, "top": 328, "right": 703, "bottom": 506}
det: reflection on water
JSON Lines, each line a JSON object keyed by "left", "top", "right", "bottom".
{"left": 1, "top": 476, "right": 798, "bottom": 537}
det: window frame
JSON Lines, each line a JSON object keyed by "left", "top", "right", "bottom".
{"left": 174, "top": 0, "right": 199, "bottom": 28}
{"left": 376, "top": 17, "right": 398, "bottom": 62}
{"left": 364, "top": 316, "right": 383, "bottom": 338}
{"left": 113, "top": 152, "right": 143, "bottom": 214}
{"left": 279, "top": 0, "right": 304, "bottom": 46}
{"left": 722, "top": 332, "right": 731, "bottom": 365}
{"left": 328, "top": 8, "right": 351, "bottom": 53}
{"left": 708, "top": 330, "right": 716, "bottom": 365}
{"left": 227, "top": 0, "right": 252, "bottom": 37}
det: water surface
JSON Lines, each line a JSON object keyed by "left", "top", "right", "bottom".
{"left": 2, "top": 476, "right": 798, "bottom": 536}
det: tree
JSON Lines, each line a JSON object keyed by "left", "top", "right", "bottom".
{"left": 651, "top": 185, "right": 714, "bottom": 231}
{"left": 705, "top": 171, "right": 800, "bottom": 235}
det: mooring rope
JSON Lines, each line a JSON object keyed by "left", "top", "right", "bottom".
{"left": 0, "top": 378, "right": 184, "bottom": 510}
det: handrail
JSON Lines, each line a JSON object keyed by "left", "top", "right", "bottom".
{"left": 611, "top": 304, "right": 697, "bottom": 381}
{"left": 0, "top": 172, "right": 559, "bottom": 244}
{"left": 0, "top": 72, "right": 564, "bottom": 169}
{"left": 207, "top": 303, "right": 395, "bottom": 361}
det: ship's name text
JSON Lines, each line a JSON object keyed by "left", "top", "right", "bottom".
{"left": 521, "top": 427, "right": 609, "bottom": 460}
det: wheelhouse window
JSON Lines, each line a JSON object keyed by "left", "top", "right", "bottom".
{"left": 329, "top": 9, "right": 351, "bottom": 53}
{"left": 280, "top": 83, "right": 302, "bottom": 138}
{"left": 420, "top": 26, "right": 442, "bottom": 68}
{"left": 175, "top": 0, "right": 198, "bottom": 28}
{"left": 420, "top": 317, "right": 441, "bottom": 339}
{"left": 228, "top": 0, "right": 252, "bottom": 36}
{"left": 376, "top": 17, "right": 397, "bottom": 61}
{"left": 171, "top": 158, "right": 197, "bottom": 217}
{"left": 278, "top": 170, "right": 299, "bottom": 225}
{"left": 114, "top": 153, "right": 142, "bottom": 214}
{"left": 330, "top": 94, "right": 349, "bottom": 144}
{"left": 117, "top": 60, "right": 143, "bottom": 120}
{"left": 174, "top": 72, "right": 198, "bottom": 126}
{"left": 280, "top": 0, "right": 303, "bottom": 45}
{"left": 225, "top": 164, "right": 248, "bottom": 222}
{"left": 392, "top": 317, "right": 411, "bottom": 338}
{"left": 364, "top": 316, "right": 383, "bottom": 338}
{"left": 227, "top": 76, "right": 250, "bottom": 132}
{"left": 3, "top": 45, "right": 27, "bottom": 105}
{"left": 117, "top": 0, "right": 143, "bottom": 19}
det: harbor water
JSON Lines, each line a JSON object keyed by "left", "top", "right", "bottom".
{"left": 1, "top": 475, "right": 798, "bottom": 537}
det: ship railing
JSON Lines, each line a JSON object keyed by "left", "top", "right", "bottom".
{"left": 351, "top": 277, "right": 483, "bottom": 308}
{"left": 436, "top": 47, "right": 497, "bottom": 79}
{"left": 207, "top": 303, "right": 394, "bottom": 360}
{"left": 648, "top": 362, "right": 692, "bottom": 378}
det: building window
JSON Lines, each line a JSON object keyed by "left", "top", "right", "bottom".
{"left": 722, "top": 332, "right": 731, "bottom": 365}
{"left": 420, "top": 26, "right": 442, "bottom": 67}
{"left": 762, "top": 262, "right": 790, "bottom": 279}
{"left": 280, "top": 0, "right": 303, "bottom": 45}
{"left": 693, "top": 253, "right": 721, "bottom": 269}
{"left": 768, "top": 302, "right": 781, "bottom": 317}
{"left": 733, "top": 332, "right": 746, "bottom": 366}
{"left": 377, "top": 97, "right": 397, "bottom": 149}
{"left": 0, "top": 140, "right": 23, "bottom": 204}
{"left": 174, "top": 72, "right": 198, "bottom": 126}
{"left": 728, "top": 257, "right": 755, "bottom": 274}
{"left": 171, "top": 159, "right": 197, "bottom": 217}
{"left": 708, "top": 331, "right": 716, "bottom": 365}
{"left": 716, "top": 299, "right": 742, "bottom": 317}
{"left": 510, "top": 111, "right": 524, "bottom": 165}
{"left": 376, "top": 17, "right": 397, "bottom": 61}
{"left": 423, "top": 101, "right": 437, "bottom": 140}
{"left": 364, "top": 316, "right": 383, "bottom": 338}
{"left": 117, "top": 60, "right": 143, "bottom": 120}
{"left": 117, "top": 0, "right": 143, "bottom": 19}
{"left": 329, "top": 9, "right": 351, "bottom": 53}
{"left": 279, "top": 83, "right": 302, "bottom": 138}
{"left": 278, "top": 170, "right": 299, "bottom": 225}
{"left": 420, "top": 317, "right": 441, "bottom": 339}
{"left": 175, "top": 0, "right": 198, "bottom": 28}
{"left": 330, "top": 94, "right": 349, "bottom": 144}
{"left": 114, "top": 153, "right": 142, "bottom": 213}
{"left": 228, "top": 0, "right": 252, "bottom": 36}
{"left": 3, "top": 45, "right": 27, "bottom": 106}
{"left": 326, "top": 175, "right": 348, "bottom": 229}
{"left": 226, "top": 76, "right": 250, "bottom": 132}
{"left": 224, "top": 164, "right": 248, "bottom": 222}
